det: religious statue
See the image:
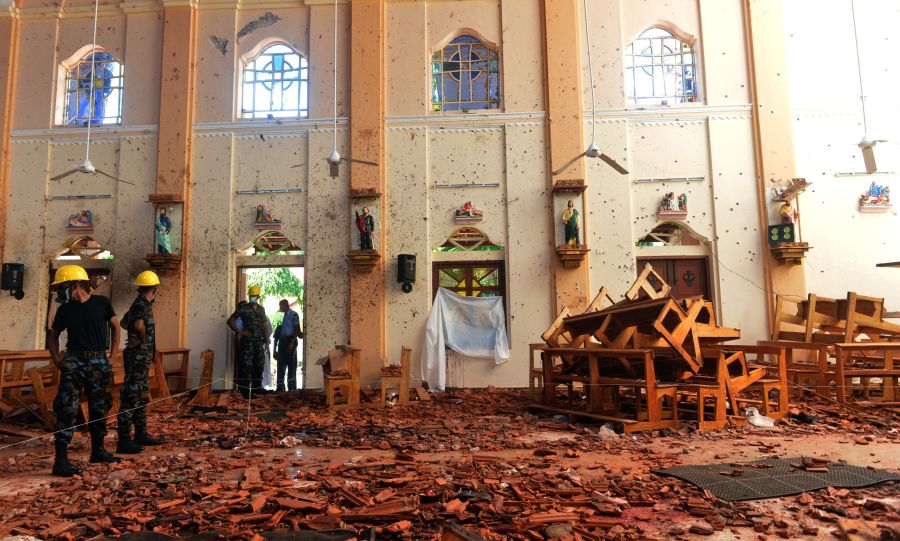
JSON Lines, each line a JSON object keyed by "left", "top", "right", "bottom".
{"left": 156, "top": 207, "right": 173, "bottom": 254}
{"left": 561, "top": 200, "right": 580, "bottom": 246}
{"left": 659, "top": 192, "right": 687, "bottom": 212}
{"left": 255, "top": 204, "right": 280, "bottom": 224}
{"left": 860, "top": 182, "right": 891, "bottom": 207}
{"left": 355, "top": 207, "right": 375, "bottom": 250}
{"left": 67, "top": 209, "right": 92, "bottom": 230}
{"left": 455, "top": 201, "right": 483, "bottom": 218}
{"left": 779, "top": 201, "right": 796, "bottom": 224}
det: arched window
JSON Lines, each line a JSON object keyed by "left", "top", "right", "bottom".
{"left": 63, "top": 51, "right": 123, "bottom": 126}
{"left": 625, "top": 27, "right": 697, "bottom": 105}
{"left": 431, "top": 34, "right": 500, "bottom": 112}
{"left": 241, "top": 43, "right": 308, "bottom": 119}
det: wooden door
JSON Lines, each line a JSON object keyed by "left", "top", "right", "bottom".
{"left": 637, "top": 257, "right": 711, "bottom": 301}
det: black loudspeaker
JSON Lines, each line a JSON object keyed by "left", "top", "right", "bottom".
{"left": 1, "top": 263, "right": 25, "bottom": 300}
{"left": 397, "top": 254, "right": 416, "bottom": 293}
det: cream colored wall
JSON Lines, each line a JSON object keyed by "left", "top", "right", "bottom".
{"left": 0, "top": 6, "right": 160, "bottom": 350}
{"left": 783, "top": 0, "right": 900, "bottom": 310}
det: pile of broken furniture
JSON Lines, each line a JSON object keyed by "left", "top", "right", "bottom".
{"left": 768, "top": 292, "right": 899, "bottom": 406}
{"left": 529, "top": 264, "right": 790, "bottom": 432}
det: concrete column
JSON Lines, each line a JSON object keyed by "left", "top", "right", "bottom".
{"left": 0, "top": 6, "right": 19, "bottom": 262}
{"left": 153, "top": 3, "right": 197, "bottom": 349}
{"left": 543, "top": 0, "right": 590, "bottom": 312}
{"left": 742, "top": 0, "right": 806, "bottom": 326}
{"left": 348, "top": 0, "right": 386, "bottom": 386}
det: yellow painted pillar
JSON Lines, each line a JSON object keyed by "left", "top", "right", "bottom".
{"left": 348, "top": 0, "right": 386, "bottom": 385}
{"left": 543, "top": 0, "right": 590, "bottom": 313}
{"left": 743, "top": 0, "right": 806, "bottom": 326}
{"left": 0, "top": 6, "right": 19, "bottom": 263}
{"left": 153, "top": 3, "right": 197, "bottom": 349}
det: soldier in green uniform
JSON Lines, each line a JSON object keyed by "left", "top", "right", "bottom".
{"left": 227, "top": 285, "right": 269, "bottom": 398}
{"left": 47, "top": 265, "right": 123, "bottom": 477}
{"left": 116, "top": 270, "right": 164, "bottom": 454}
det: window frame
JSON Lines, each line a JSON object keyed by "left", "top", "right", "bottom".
{"left": 57, "top": 47, "right": 124, "bottom": 127}
{"left": 624, "top": 24, "right": 701, "bottom": 107}
{"left": 432, "top": 260, "right": 506, "bottom": 302}
{"left": 430, "top": 31, "right": 502, "bottom": 114}
{"left": 238, "top": 41, "right": 309, "bottom": 121}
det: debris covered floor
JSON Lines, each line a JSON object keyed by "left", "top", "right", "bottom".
{"left": 0, "top": 389, "right": 897, "bottom": 540}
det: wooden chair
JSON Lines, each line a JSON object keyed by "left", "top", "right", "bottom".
{"left": 758, "top": 340, "right": 834, "bottom": 399}
{"left": 843, "top": 292, "right": 900, "bottom": 342}
{"left": 625, "top": 263, "right": 671, "bottom": 301}
{"left": 709, "top": 344, "right": 789, "bottom": 419}
{"left": 380, "top": 346, "right": 411, "bottom": 405}
{"left": 27, "top": 364, "right": 61, "bottom": 429}
{"left": 321, "top": 345, "right": 361, "bottom": 410}
{"left": 834, "top": 343, "right": 900, "bottom": 404}
{"left": 771, "top": 295, "right": 808, "bottom": 342}
{"left": 155, "top": 348, "right": 190, "bottom": 394}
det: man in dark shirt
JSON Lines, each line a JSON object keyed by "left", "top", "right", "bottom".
{"left": 116, "top": 270, "right": 164, "bottom": 454}
{"left": 47, "top": 265, "right": 122, "bottom": 477}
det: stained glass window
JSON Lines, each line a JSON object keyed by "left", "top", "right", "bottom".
{"left": 433, "top": 261, "right": 505, "bottom": 299}
{"left": 625, "top": 27, "right": 697, "bottom": 105}
{"left": 431, "top": 35, "right": 500, "bottom": 112}
{"left": 241, "top": 43, "right": 308, "bottom": 119}
{"left": 63, "top": 51, "right": 123, "bottom": 126}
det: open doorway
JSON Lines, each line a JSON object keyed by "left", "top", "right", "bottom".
{"left": 236, "top": 266, "right": 305, "bottom": 389}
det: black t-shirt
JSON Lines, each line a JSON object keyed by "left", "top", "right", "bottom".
{"left": 52, "top": 295, "right": 116, "bottom": 353}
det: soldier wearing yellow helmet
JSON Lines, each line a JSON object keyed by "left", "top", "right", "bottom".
{"left": 47, "top": 265, "right": 122, "bottom": 477}
{"left": 226, "top": 285, "right": 270, "bottom": 398}
{"left": 116, "top": 270, "right": 164, "bottom": 454}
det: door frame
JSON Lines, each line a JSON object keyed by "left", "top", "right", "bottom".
{"left": 234, "top": 263, "right": 306, "bottom": 388}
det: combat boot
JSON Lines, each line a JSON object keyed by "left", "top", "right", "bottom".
{"left": 51, "top": 440, "right": 83, "bottom": 477}
{"left": 116, "top": 431, "right": 145, "bottom": 454}
{"left": 89, "top": 435, "right": 123, "bottom": 463}
{"left": 134, "top": 430, "right": 163, "bottom": 446}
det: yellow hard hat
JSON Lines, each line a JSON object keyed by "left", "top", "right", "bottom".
{"left": 248, "top": 285, "right": 261, "bottom": 296}
{"left": 52, "top": 265, "right": 89, "bottom": 286}
{"left": 135, "top": 270, "right": 160, "bottom": 287}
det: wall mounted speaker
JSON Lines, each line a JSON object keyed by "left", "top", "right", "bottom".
{"left": 1, "top": 263, "right": 25, "bottom": 300}
{"left": 397, "top": 254, "right": 416, "bottom": 293}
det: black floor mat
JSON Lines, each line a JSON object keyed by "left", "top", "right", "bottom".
{"left": 653, "top": 457, "right": 900, "bottom": 501}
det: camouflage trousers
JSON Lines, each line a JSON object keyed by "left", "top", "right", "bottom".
{"left": 117, "top": 346, "right": 154, "bottom": 435}
{"left": 236, "top": 339, "right": 265, "bottom": 396}
{"left": 53, "top": 356, "right": 112, "bottom": 444}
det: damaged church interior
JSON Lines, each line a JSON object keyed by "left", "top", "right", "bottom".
{"left": 0, "top": 0, "right": 898, "bottom": 538}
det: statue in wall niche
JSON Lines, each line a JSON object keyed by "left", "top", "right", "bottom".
{"left": 860, "top": 182, "right": 891, "bottom": 207}
{"left": 255, "top": 204, "right": 281, "bottom": 224}
{"left": 355, "top": 207, "right": 375, "bottom": 251}
{"left": 562, "top": 199, "right": 580, "bottom": 246}
{"left": 455, "top": 201, "right": 483, "bottom": 218}
{"left": 67, "top": 209, "right": 92, "bottom": 230}
{"left": 155, "top": 207, "right": 173, "bottom": 254}
{"left": 660, "top": 192, "right": 687, "bottom": 212}
{"left": 779, "top": 201, "right": 797, "bottom": 224}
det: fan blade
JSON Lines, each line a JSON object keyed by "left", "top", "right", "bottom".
{"left": 343, "top": 157, "right": 379, "bottom": 167}
{"left": 94, "top": 168, "right": 136, "bottom": 185}
{"left": 50, "top": 169, "right": 80, "bottom": 182}
{"left": 290, "top": 163, "right": 306, "bottom": 168}
{"left": 598, "top": 153, "right": 629, "bottom": 175}
{"left": 551, "top": 151, "right": 589, "bottom": 177}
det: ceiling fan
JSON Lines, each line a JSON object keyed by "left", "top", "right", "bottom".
{"left": 849, "top": 0, "right": 896, "bottom": 174}
{"left": 323, "top": 0, "right": 378, "bottom": 179}
{"left": 552, "top": 0, "right": 628, "bottom": 178}
{"left": 50, "top": 0, "right": 133, "bottom": 186}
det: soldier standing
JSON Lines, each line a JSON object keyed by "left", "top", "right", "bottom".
{"left": 46, "top": 265, "right": 122, "bottom": 477}
{"left": 227, "top": 285, "right": 268, "bottom": 398}
{"left": 116, "top": 271, "right": 164, "bottom": 454}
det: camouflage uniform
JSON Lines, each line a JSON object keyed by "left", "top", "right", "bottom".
{"left": 53, "top": 355, "right": 113, "bottom": 443}
{"left": 235, "top": 302, "right": 267, "bottom": 396}
{"left": 117, "top": 296, "right": 155, "bottom": 435}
